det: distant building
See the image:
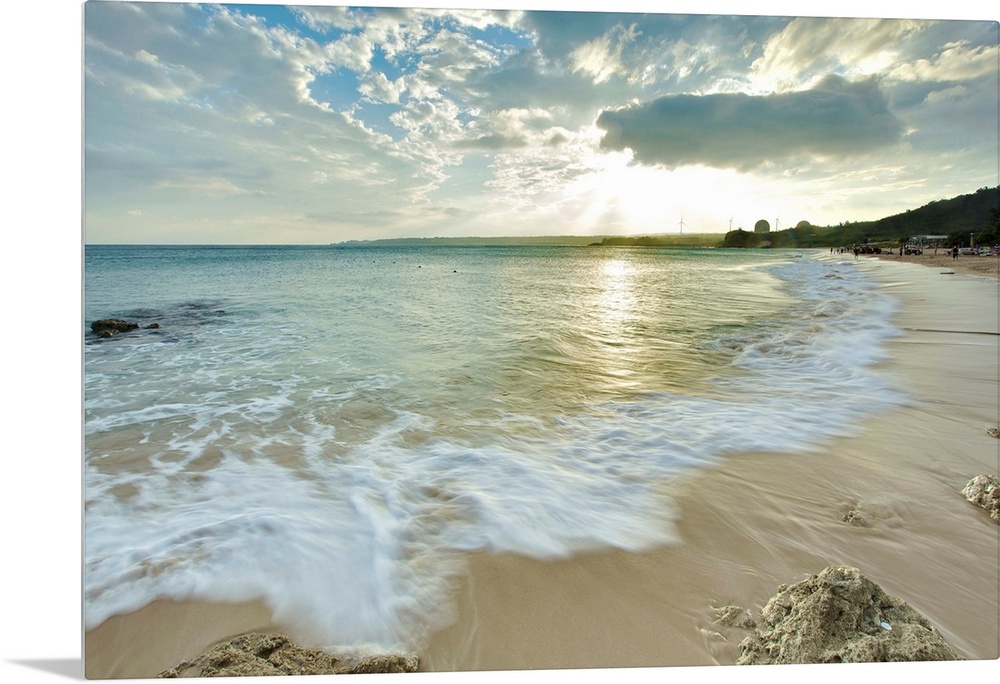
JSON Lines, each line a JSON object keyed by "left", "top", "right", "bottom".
{"left": 754, "top": 219, "right": 770, "bottom": 234}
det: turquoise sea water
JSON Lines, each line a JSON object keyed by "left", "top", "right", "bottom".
{"left": 83, "top": 245, "right": 903, "bottom": 649}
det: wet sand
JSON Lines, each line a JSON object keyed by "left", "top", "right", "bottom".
{"left": 84, "top": 600, "right": 275, "bottom": 679}
{"left": 84, "top": 251, "right": 999, "bottom": 681}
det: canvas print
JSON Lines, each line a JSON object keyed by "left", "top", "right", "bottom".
{"left": 83, "top": 1, "right": 999, "bottom": 679}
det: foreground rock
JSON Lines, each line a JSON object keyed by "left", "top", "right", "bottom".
{"left": 738, "top": 566, "right": 961, "bottom": 664}
{"left": 157, "top": 633, "right": 418, "bottom": 678}
{"left": 962, "top": 474, "right": 1000, "bottom": 522}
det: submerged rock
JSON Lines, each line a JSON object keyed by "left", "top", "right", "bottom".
{"left": 842, "top": 509, "right": 873, "bottom": 528}
{"left": 962, "top": 474, "right": 1000, "bottom": 523}
{"left": 737, "top": 566, "right": 961, "bottom": 665}
{"left": 156, "top": 633, "right": 419, "bottom": 678}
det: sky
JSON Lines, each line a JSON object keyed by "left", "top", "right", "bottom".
{"left": 82, "top": 1, "right": 999, "bottom": 243}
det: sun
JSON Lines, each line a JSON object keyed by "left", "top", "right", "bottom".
{"left": 565, "top": 149, "right": 680, "bottom": 235}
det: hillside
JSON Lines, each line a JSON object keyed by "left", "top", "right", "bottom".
{"left": 725, "top": 186, "right": 1000, "bottom": 248}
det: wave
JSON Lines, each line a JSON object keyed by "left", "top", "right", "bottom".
{"left": 84, "top": 251, "right": 905, "bottom": 651}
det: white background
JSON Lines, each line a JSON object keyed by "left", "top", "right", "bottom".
{"left": 2, "top": 1, "right": 996, "bottom": 682}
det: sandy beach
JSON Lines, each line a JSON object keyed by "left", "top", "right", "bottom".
{"left": 871, "top": 249, "right": 1000, "bottom": 279}
{"left": 424, "top": 253, "right": 999, "bottom": 671}
{"left": 84, "top": 251, "right": 999, "bottom": 680}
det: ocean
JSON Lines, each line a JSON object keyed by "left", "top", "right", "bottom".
{"left": 83, "top": 244, "right": 905, "bottom": 651}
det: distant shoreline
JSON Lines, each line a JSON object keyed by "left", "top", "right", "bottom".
{"left": 84, "top": 236, "right": 730, "bottom": 248}
{"left": 80, "top": 241, "right": 872, "bottom": 250}
{"left": 334, "top": 234, "right": 726, "bottom": 247}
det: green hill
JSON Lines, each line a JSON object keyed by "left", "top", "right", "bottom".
{"left": 724, "top": 186, "right": 1000, "bottom": 248}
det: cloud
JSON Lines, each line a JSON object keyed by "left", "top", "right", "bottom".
{"left": 748, "top": 18, "right": 926, "bottom": 92}
{"left": 453, "top": 107, "right": 559, "bottom": 150}
{"left": 84, "top": 3, "right": 440, "bottom": 210}
{"left": 358, "top": 72, "right": 406, "bottom": 103}
{"left": 293, "top": 5, "right": 359, "bottom": 32}
{"left": 596, "top": 75, "right": 904, "bottom": 171}
{"left": 154, "top": 176, "right": 256, "bottom": 198}
{"left": 889, "top": 40, "right": 1000, "bottom": 82}
{"left": 453, "top": 133, "right": 528, "bottom": 151}
{"left": 483, "top": 126, "right": 604, "bottom": 212}
{"left": 324, "top": 32, "right": 374, "bottom": 74}
{"left": 746, "top": 17, "right": 998, "bottom": 95}
{"left": 570, "top": 22, "right": 640, "bottom": 83}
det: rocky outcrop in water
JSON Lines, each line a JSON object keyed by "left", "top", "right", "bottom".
{"left": 156, "top": 633, "right": 419, "bottom": 677}
{"left": 962, "top": 474, "right": 1000, "bottom": 523}
{"left": 90, "top": 318, "right": 140, "bottom": 337}
{"left": 737, "top": 566, "right": 961, "bottom": 664}
{"left": 90, "top": 318, "right": 161, "bottom": 337}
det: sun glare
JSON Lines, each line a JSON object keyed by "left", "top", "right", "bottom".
{"left": 566, "top": 150, "right": 827, "bottom": 237}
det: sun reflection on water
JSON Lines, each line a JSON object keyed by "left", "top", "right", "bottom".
{"left": 596, "top": 258, "right": 636, "bottom": 335}
{"left": 588, "top": 256, "right": 645, "bottom": 389}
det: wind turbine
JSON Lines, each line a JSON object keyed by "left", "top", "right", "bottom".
{"left": 775, "top": 216, "right": 781, "bottom": 231}
{"left": 729, "top": 217, "right": 734, "bottom": 231}
{"left": 678, "top": 216, "right": 686, "bottom": 234}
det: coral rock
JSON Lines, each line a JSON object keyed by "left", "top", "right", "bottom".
{"left": 714, "top": 605, "right": 756, "bottom": 630}
{"left": 737, "top": 566, "right": 961, "bottom": 665}
{"left": 157, "top": 632, "right": 419, "bottom": 678}
{"left": 962, "top": 474, "right": 1000, "bottom": 522}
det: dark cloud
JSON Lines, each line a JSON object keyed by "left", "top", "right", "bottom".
{"left": 546, "top": 132, "right": 570, "bottom": 146}
{"left": 596, "top": 75, "right": 904, "bottom": 171}
{"left": 465, "top": 49, "right": 596, "bottom": 108}
{"left": 519, "top": 11, "right": 626, "bottom": 60}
